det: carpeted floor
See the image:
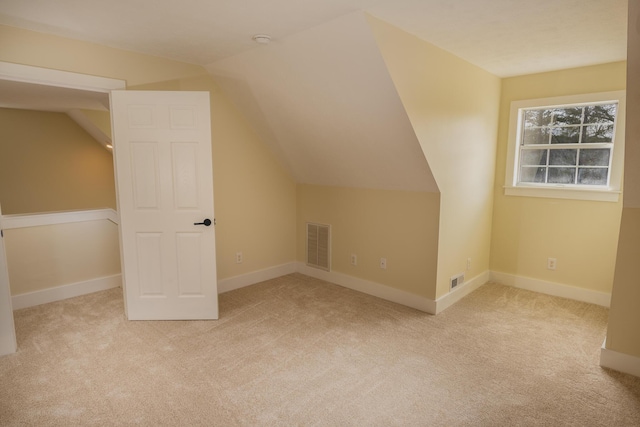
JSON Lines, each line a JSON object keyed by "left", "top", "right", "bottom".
{"left": 1, "top": 273, "right": 639, "bottom": 426}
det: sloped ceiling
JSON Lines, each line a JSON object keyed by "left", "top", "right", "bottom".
{"left": 207, "top": 12, "right": 438, "bottom": 192}
{"left": 0, "top": 0, "right": 627, "bottom": 77}
{"left": 0, "top": 1, "right": 626, "bottom": 191}
{"left": 0, "top": 79, "right": 112, "bottom": 150}
{"left": 368, "top": 0, "right": 628, "bottom": 78}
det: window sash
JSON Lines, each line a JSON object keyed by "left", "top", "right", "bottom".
{"left": 518, "top": 145, "right": 613, "bottom": 186}
{"left": 516, "top": 102, "right": 617, "bottom": 188}
{"left": 504, "top": 91, "right": 625, "bottom": 202}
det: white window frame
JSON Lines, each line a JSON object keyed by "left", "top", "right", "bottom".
{"left": 504, "top": 91, "right": 626, "bottom": 202}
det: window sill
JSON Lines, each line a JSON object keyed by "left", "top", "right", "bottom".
{"left": 504, "top": 185, "right": 620, "bottom": 202}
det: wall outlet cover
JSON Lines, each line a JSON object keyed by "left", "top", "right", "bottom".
{"left": 450, "top": 273, "right": 465, "bottom": 291}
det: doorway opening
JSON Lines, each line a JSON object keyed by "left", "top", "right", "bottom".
{"left": 0, "top": 62, "right": 126, "bottom": 356}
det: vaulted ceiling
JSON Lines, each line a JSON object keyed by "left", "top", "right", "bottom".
{"left": 207, "top": 12, "right": 437, "bottom": 191}
{"left": 0, "top": 0, "right": 628, "bottom": 191}
{"left": 0, "top": 0, "right": 627, "bottom": 77}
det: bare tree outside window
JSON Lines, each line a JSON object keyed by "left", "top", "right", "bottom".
{"left": 518, "top": 102, "right": 618, "bottom": 187}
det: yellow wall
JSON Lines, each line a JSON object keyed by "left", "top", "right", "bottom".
{"left": 297, "top": 185, "right": 439, "bottom": 297}
{"left": 191, "top": 75, "right": 297, "bottom": 277}
{"left": 368, "top": 16, "right": 501, "bottom": 299}
{"left": 4, "top": 220, "right": 120, "bottom": 295}
{"left": 606, "top": 0, "right": 640, "bottom": 358}
{"left": 607, "top": 210, "right": 640, "bottom": 356}
{"left": 79, "top": 109, "right": 112, "bottom": 140}
{"left": 130, "top": 75, "right": 297, "bottom": 279}
{"left": 0, "top": 25, "right": 297, "bottom": 284}
{"left": 0, "top": 25, "right": 204, "bottom": 87}
{"left": 0, "top": 108, "right": 116, "bottom": 214}
{"left": 2, "top": 20, "right": 630, "bottom": 314}
{"left": 491, "top": 62, "right": 626, "bottom": 293}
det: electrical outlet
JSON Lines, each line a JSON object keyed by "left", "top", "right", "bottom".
{"left": 350, "top": 253, "right": 357, "bottom": 266}
{"left": 236, "top": 252, "right": 243, "bottom": 264}
{"left": 466, "top": 258, "right": 471, "bottom": 271}
{"left": 547, "top": 257, "right": 556, "bottom": 270}
{"left": 380, "top": 257, "right": 387, "bottom": 270}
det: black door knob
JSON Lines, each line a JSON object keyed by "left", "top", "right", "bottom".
{"left": 194, "top": 219, "right": 212, "bottom": 226}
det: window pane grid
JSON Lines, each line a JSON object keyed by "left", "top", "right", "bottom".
{"left": 518, "top": 102, "right": 616, "bottom": 187}
{"left": 519, "top": 146, "right": 612, "bottom": 186}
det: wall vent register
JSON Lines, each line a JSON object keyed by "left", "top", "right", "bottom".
{"left": 306, "top": 222, "right": 330, "bottom": 271}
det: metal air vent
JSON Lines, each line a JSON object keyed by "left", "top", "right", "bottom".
{"left": 306, "top": 222, "right": 330, "bottom": 271}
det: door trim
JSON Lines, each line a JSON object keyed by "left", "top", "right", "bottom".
{"left": 0, "top": 63, "right": 125, "bottom": 354}
{"left": 0, "top": 204, "right": 17, "bottom": 356}
{"left": 0, "top": 62, "right": 125, "bottom": 92}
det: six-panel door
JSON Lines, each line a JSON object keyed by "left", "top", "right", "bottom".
{"left": 111, "top": 91, "right": 218, "bottom": 320}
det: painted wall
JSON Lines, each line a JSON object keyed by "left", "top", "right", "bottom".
{"left": 0, "top": 25, "right": 297, "bottom": 284}
{"left": 606, "top": 0, "right": 640, "bottom": 358}
{"left": 490, "top": 62, "right": 626, "bottom": 294}
{"left": 79, "top": 109, "right": 112, "bottom": 139}
{"left": 297, "top": 185, "right": 439, "bottom": 298}
{"left": 368, "top": 16, "right": 501, "bottom": 299}
{"left": 0, "top": 25, "right": 205, "bottom": 87}
{"left": 131, "top": 75, "right": 297, "bottom": 279}
{"left": 0, "top": 108, "right": 117, "bottom": 214}
{"left": 207, "top": 12, "right": 437, "bottom": 194}
{"left": 4, "top": 220, "right": 120, "bottom": 295}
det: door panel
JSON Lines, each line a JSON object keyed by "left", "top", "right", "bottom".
{"left": 131, "top": 142, "right": 160, "bottom": 209}
{"left": 111, "top": 91, "right": 218, "bottom": 320}
{"left": 171, "top": 142, "right": 200, "bottom": 209}
{"left": 176, "top": 233, "right": 204, "bottom": 296}
{"left": 136, "top": 233, "right": 164, "bottom": 297}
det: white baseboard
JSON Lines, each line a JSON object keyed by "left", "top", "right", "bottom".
{"left": 219, "top": 262, "right": 476, "bottom": 315}
{"left": 11, "top": 261, "right": 298, "bottom": 310}
{"left": 435, "top": 270, "right": 490, "bottom": 314}
{"left": 12, "top": 274, "right": 122, "bottom": 310}
{"left": 490, "top": 271, "right": 611, "bottom": 307}
{"left": 296, "top": 262, "right": 437, "bottom": 313}
{"left": 17, "top": 265, "right": 605, "bottom": 317}
{"left": 218, "top": 262, "right": 297, "bottom": 294}
{"left": 600, "top": 339, "right": 640, "bottom": 378}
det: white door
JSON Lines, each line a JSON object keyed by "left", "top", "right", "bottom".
{"left": 111, "top": 91, "right": 218, "bottom": 320}
{"left": 0, "top": 204, "right": 17, "bottom": 355}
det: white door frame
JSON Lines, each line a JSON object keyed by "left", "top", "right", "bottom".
{"left": 0, "top": 62, "right": 126, "bottom": 354}
{"left": 0, "top": 203, "right": 17, "bottom": 356}
{"left": 0, "top": 62, "right": 126, "bottom": 92}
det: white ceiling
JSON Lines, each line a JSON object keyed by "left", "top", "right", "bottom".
{"left": 367, "top": 0, "right": 628, "bottom": 77}
{"left": 0, "top": 0, "right": 629, "bottom": 191}
{"left": 0, "top": 0, "right": 628, "bottom": 77}
{"left": 208, "top": 12, "right": 438, "bottom": 191}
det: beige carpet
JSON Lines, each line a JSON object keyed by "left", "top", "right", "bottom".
{"left": 1, "top": 274, "right": 639, "bottom": 426}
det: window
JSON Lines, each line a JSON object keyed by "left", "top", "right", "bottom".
{"left": 505, "top": 91, "right": 626, "bottom": 202}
